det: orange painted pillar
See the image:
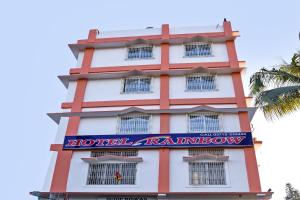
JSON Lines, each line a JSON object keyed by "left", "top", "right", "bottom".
{"left": 50, "top": 29, "right": 97, "bottom": 192}
{"left": 224, "top": 20, "right": 261, "bottom": 192}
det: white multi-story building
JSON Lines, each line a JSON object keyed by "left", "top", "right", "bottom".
{"left": 32, "top": 19, "right": 272, "bottom": 200}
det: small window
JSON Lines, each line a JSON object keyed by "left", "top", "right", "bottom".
{"left": 188, "top": 113, "right": 220, "bottom": 133}
{"left": 189, "top": 148, "right": 224, "bottom": 156}
{"left": 127, "top": 46, "right": 153, "bottom": 59}
{"left": 185, "top": 43, "right": 212, "bottom": 57}
{"left": 106, "top": 198, "right": 148, "bottom": 200}
{"left": 91, "top": 150, "right": 138, "bottom": 157}
{"left": 123, "top": 77, "right": 151, "bottom": 93}
{"left": 189, "top": 162, "right": 226, "bottom": 185}
{"left": 87, "top": 163, "right": 137, "bottom": 185}
{"left": 186, "top": 74, "right": 216, "bottom": 91}
{"left": 118, "top": 114, "right": 150, "bottom": 134}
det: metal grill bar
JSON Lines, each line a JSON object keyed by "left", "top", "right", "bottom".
{"left": 185, "top": 44, "right": 211, "bottom": 57}
{"left": 118, "top": 114, "right": 150, "bottom": 134}
{"left": 189, "top": 162, "right": 226, "bottom": 185}
{"left": 186, "top": 74, "right": 216, "bottom": 91}
{"left": 87, "top": 163, "right": 137, "bottom": 185}
{"left": 189, "top": 149, "right": 224, "bottom": 156}
{"left": 123, "top": 77, "right": 151, "bottom": 93}
{"left": 128, "top": 46, "right": 153, "bottom": 59}
{"left": 106, "top": 198, "right": 148, "bottom": 200}
{"left": 91, "top": 150, "right": 138, "bottom": 157}
{"left": 189, "top": 113, "right": 220, "bottom": 132}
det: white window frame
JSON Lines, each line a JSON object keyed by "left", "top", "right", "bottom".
{"left": 86, "top": 162, "right": 138, "bottom": 185}
{"left": 121, "top": 76, "right": 152, "bottom": 94}
{"left": 187, "top": 113, "right": 223, "bottom": 133}
{"left": 187, "top": 149, "right": 230, "bottom": 187}
{"left": 185, "top": 74, "right": 218, "bottom": 92}
{"left": 126, "top": 45, "right": 154, "bottom": 60}
{"left": 117, "top": 113, "right": 151, "bottom": 134}
{"left": 184, "top": 42, "right": 213, "bottom": 57}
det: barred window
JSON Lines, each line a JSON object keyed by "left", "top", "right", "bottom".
{"left": 185, "top": 43, "right": 212, "bottom": 57}
{"left": 188, "top": 113, "right": 220, "bottom": 132}
{"left": 87, "top": 163, "right": 137, "bottom": 185}
{"left": 123, "top": 77, "right": 151, "bottom": 93}
{"left": 128, "top": 46, "right": 153, "bottom": 59}
{"left": 91, "top": 150, "right": 138, "bottom": 157}
{"left": 189, "top": 149, "right": 224, "bottom": 156}
{"left": 118, "top": 114, "right": 150, "bottom": 134}
{"left": 189, "top": 162, "right": 226, "bottom": 185}
{"left": 186, "top": 74, "right": 216, "bottom": 91}
{"left": 106, "top": 198, "right": 148, "bottom": 200}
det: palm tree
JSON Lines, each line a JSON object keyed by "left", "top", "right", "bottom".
{"left": 250, "top": 51, "right": 300, "bottom": 120}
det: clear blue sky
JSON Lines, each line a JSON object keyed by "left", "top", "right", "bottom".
{"left": 0, "top": 0, "right": 299, "bottom": 199}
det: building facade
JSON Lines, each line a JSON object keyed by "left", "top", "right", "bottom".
{"left": 32, "top": 20, "right": 272, "bottom": 200}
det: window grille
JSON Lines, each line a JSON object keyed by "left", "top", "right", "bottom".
{"left": 188, "top": 113, "right": 220, "bottom": 133}
{"left": 91, "top": 150, "right": 138, "bottom": 157}
{"left": 118, "top": 114, "right": 150, "bottom": 134}
{"left": 186, "top": 74, "right": 216, "bottom": 91}
{"left": 189, "top": 149, "right": 224, "bottom": 156}
{"left": 106, "top": 198, "right": 148, "bottom": 200}
{"left": 189, "top": 162, "right": 226, "bottom": 185}
{"left": 123, "top": 77, "right": 151, "bottom": 93}
{"left": 185, "top": 43, "right": 212, "bottom": 57}
{"left": 128, "top": 46, "right": 153, "bottom": 59}
{"left": 87, "top": 163, "right": 137, "bottom": 185}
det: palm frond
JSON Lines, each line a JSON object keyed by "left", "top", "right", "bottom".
{"left": 250, "top": 68, "right": 300, "bottom": 95}
{"left": 281, "top": 51, "right": 300, "bottom": 76}
{"left": 254, "top": 85, "right": 300, "bottom": 120}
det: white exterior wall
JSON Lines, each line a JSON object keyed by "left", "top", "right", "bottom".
{"left": 98, "top": 28, "right": 161, "bottom": 38}
{"left": 91, "top": 46, "right": 161, "bottom": 67}
{"left": 170, "top": 25, "right": 224, "bottom": 34}
{"left": 66, "top": 150, "right": 159, "bottom": 192}
{"left": 84, "top": 78, "right": 160, "bottom": 101}
{"left": 169, "top": 149, "right": 249, "bottom": 192}
{"left": 42, "top": 152, "right": 58, "bottom": 191}
{"left": 169, "top": 43, "right": 228, "bottom": 64}
{"left": 78, "top": 115, "right": 161, "bottom": 135}
{"left": 169, "top": 75, "right": 235, "bottom": 99}
{"left": 65, "top": 81, "right": 77, "bottom": 102}
{"left": 170, "top": 114, "right": 240, "bottom": 133}
{"left": 76, "top": 52, "right": 84, "bottom": 67}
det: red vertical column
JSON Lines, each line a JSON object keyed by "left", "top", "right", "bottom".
{"left": 158, "top": 24, "right": 170, "bottom": 193}
{"left": 224, "top": 20, "right": 261, "bottom": 192}
{"left": 50, "top": 29, "right": 97, "bottom": 192}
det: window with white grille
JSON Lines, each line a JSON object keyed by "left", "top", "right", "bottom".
{"left": 189, "top": 148, "right": 224, "bottom": 156}
{"left": 106, "top": 198, "right": 148, "bottom": 200}
{"left": 118, "top": 114, "right": 150, "bottom": 134}
{"left": 188, "top": 113, "right": 220, "bottom": 132}
{"left": 185, "top": 43, "right": 212, "bottom": 57}
{"left": 127, "top": 46, "right": 153, "bottom": 59}
{"left": 123, "top": 77, "right": 151, "bottom": 93}
{"left": 186, "top": 74, "right": 216, "bottom": 91}
{"left": 91, "top": 150, "right": 138, "bottom": 157}
{"left": 189, "top": 162, "right": 226, "bottom": 185}
{"left": 87, "top": 163, "right": 137, "bottom": 185}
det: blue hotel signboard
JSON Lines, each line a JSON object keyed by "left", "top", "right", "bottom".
{"left": 63, "top": 132, "right": 253, "bottom": 149}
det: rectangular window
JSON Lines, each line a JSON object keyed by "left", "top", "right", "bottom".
{"left": 106, "top": 198, "right": 149, "bottom": 200}
{"left": 91, "top": 150, "right": 138, "bottom": 157}
{"left": 188, "top": 113, "right": 220, "bottom": 133}
{"left": 186, "top": 74, "right": 216, "bottom": 91}
{"left": 185, "top": 43, "right": 212, "bottom": 57}
{"left": 189, "top": 148, "right": 224, "bottom": 156}
{"left": 123, "top": 77, "right": 151, "bottom": 93}
{"left": 87, "top": 163, "right": 137, "bottom": 185}
{"left": 128, "top": 46, "right": 153, "bottom": 59}
{"left": 189, "top": 162, "right": 226, "bottom": 185}
{"left": 118, "top": 114, "right": 150, "bottom": 134}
